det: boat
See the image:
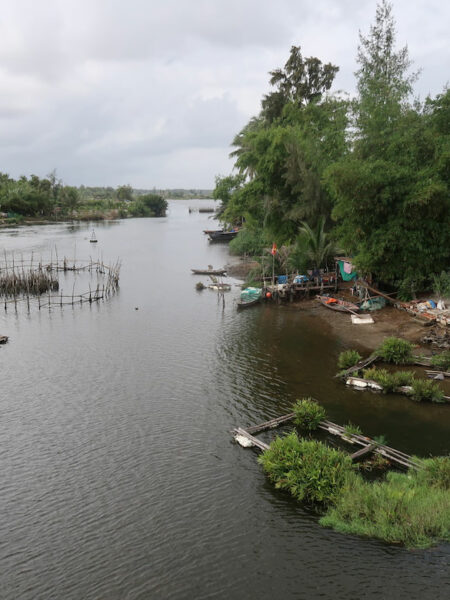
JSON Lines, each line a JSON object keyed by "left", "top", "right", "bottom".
{"left": 237, "top": 287, "right": 262, "bottom": 309}
{"left": 207, "top": 229, "right": 239, "bottom": 242}
{"left": 90, "top": 230, "right": 98, "bottom": 243}
{"left": 203, "top": 229, "right": 223, "bottom": 235}
{"left": 191, "top": 267, "right": 227, "bottom": 276}
{"left": 316, "top": 295, "right": 360, "bottom": 313}
{"left": 237, "top": 297, "right": 261, "bottom": 309}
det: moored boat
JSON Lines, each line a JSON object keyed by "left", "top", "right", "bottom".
{"left": 207, "top": 229, "right": 239, "bottom": 242}
{"left": 316, "top": 295, "right": 360, "bottom": 313}
{"left": 237, "top": 287, "right": 262, "bottom": 309}
{"left": 191, "top": 268, "right": 227, "bottom": 276}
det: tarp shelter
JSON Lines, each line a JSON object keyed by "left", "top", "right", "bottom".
{"left": 335, "top": 257, "right": 357, "bottom": 281}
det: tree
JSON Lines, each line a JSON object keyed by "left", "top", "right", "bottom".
{"left": 297, "top": 217, "right": 337, "bottom": 270}
{"left": 262, "top": 46, "right": 339, "bottom": 122}
{"left": 117, "top": 185, "right": 134, "bottom": 201}
{"left": 354, "top": 0, "right": 417, "bottom": 156}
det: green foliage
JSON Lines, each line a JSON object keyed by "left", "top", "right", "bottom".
{"left": 363, "top": 367, "right": 415, "bottom": 392}
{"left": 258, "top": 432, "right": 354, "bottom": 505}
{"left": 320, "top": 469, "right": 450, "bottom": 548}
{"left": 228, "top": 228, "right": 266, "bottom": 256}
{"left": 337, "top": 350, "right": 362, "bottom": 370}
{"left": 292, "top": 398, "right": 326, "bottom": 430}
{"left": 415, "top": 456, "right": 450, "bottom": 490}
{"left": 343, "top": 423, "right": 363, "bottom": 436}
{"left": 431, "top": 271, "right": 450, "bottom": 300}
{"left": 409, "top": 379, "right": 445, "bottom": 403}
{"left": 430, "top": 351, "right": 450, "bottom": 371}
{"left": 373, "top": 434, "right": 388, "bottom": 446}
{"left": 375, "top": 337, "right": 414, "bottom": 364}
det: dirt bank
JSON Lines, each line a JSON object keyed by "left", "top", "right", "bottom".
{"left": 295, "top": 299, "right": 428, "bottom": 354}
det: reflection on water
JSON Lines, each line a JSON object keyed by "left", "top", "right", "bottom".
{"left": 0, "top": 201, "right": 448, "bottom": 600}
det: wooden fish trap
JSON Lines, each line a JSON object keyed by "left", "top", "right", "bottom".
{"left": 232, "top": 412, "right": 422, "bottom": 471}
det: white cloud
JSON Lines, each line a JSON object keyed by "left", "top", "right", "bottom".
{"left": 0, "top": 0, "right": 448, "bottom": 187}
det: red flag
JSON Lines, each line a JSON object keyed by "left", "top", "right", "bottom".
{"left": 271, "top": 243, "right": 277, "bottom": 256}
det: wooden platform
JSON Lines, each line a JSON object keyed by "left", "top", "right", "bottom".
{"left": 232, "top": 412, "right": 422, "bottom": 471}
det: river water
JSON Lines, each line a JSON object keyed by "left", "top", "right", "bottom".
{"left": 0, "top": 200, "right": 448, "bottom": 600}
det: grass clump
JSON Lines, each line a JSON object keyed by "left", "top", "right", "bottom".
{"left": 363, "top": 367, "right": 415, "bottom": 392}
{"left": 258, "top": 432, "right": 354, "bottom": 506}
{"left": 430, "top": 351, "right": 450, "bottom": 372}
{"left": 343, "top": 422, "right": 363, "bottom": 436}
{"left": 320, "top": 470, "right": 450, "bottom": 549}
{"left": 409, "top": 379, "right": 445, "bottom": 403}
{"left": 292, "top": 398, "right": 326, "bottom": 430}
{"left": 415, "top": 456, "right": 450, "bottom": 490}
{"left": 338, "top": 350, "right": 362, "bottom": 370}
{"left": 375, "top": 337, "right": 414, "bottom": 364}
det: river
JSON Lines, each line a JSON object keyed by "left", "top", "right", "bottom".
{"left": 0, "top": 200, "right": 448, "bottom": 599}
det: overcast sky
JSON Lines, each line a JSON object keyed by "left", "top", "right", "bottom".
{"left": 0, "top": 0, "right": 448, "bottom": 189}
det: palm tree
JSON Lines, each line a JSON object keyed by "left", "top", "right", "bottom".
{"left": 298, "top": 216, "right": 336, "bottom": 270}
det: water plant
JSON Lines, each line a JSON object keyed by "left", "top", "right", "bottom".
{"left": 258, "top": 432, "right": 355, "bottom": 505}
{"left": 363, "top": 367, "right": 415, "bottom": 392}
{"left": 430, "top": 351, "right": 450, "bottom": 372}
{"left": 343, "top": 422, "right": 363, "bottom": 436}
{"left": 337, "top": 349, "right": 362, "bottom": 370}
{"left": 409, "top": 379, "right": 445, "bottom": 403}
{"left": 320, "top": 469, "right": 450, "bottom": 549}
{"left": 375, "top": 337, "right": 414, "bottom": 364}
{"left": 292, "top": 398, "right": 326, "bottom": 430}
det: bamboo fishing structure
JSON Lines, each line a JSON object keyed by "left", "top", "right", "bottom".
{"left": 0, "top": 253, "right": 121, "bottom": 312}
{"left": 233, "top": 412, "right": 423, "bottom": 471}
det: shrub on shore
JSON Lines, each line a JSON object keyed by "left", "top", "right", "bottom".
{"left": 375, "top": 337, "right": 414, "bottom": 364}
{"left": 292, "top": 398, "right": 326, "bottom": 430}
{"left": 409, "top": 379, "right": 445, "bottom": 403}
{"left": 258, "top": 432, "right": 354, "bottom": 505}
{"left": 320, "top": 469, "right": 450, "bottom": 549}
{"left": 338, "top": 350, "right": 362, "bottom": 370}
{"left": 430, "top": 351, "right": 450, "bottom": 372}
{"left": 363, "top": 367, "right": 415, "bottom": 392}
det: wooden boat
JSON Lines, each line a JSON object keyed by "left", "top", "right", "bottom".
{"left": 207, "top": 230, "right": 239, "bottom": 242}
{"left": 237, "top": 297, "right": 261, "bottom": 309}
{"left": 0, "top": 335, "right": 8, "bottom": 344}
{"left": 316, "top": 295, "right": 360, "bottom": 313}
{"left": 90, "top": 230, "right": 98, "bottom": 243}
{"left": 203, "top": 229, "right": 223, "bottom": 235}
{"left": 191, "top": 268, "right": 227, "bottom": 276}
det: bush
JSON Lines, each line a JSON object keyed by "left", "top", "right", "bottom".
{"left": 229, "top": 229, "right": 266, "bottom": 256}
{"left": 343, "top": 422, "right": 362, "bottom": 436}
{"left": 409, "top": 379, "right": 445, "bottom": 403}
{"left": 415, "top": 456, "right": 450, "bottom": 490}
{"left": 292, "top": 398, "right": 326, "bottom": 430}
{"left": 320, "top": 470, "right": 450, "bottom": 549}
{"left": 338, "top": 350, "right": 362, "bottom": 370}
{"left": 375, "top": 337, "right": 414, "bottom": 364}
{"left": 258, "top": 432, "right": 355, "bottom": 506}
{"left": 430, "top": 351, "right": 450, "bottom": 372}
{"left": 363, "top": 367, "right": 415, "bottom": 392}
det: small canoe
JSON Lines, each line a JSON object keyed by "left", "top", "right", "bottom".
{"left": 191, "top": 268, "right": 227, "bottom": 276}
{"left": 237, "top": 298, "right": 261, "bottom": 309}
{"left": 208, "top": 230, "right": 239, "bottom": 242}
{"left": 316, "top": 295, "right": 360, "bottom": 314}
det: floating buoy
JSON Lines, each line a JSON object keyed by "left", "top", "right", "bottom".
{"left": 266, "top": 292, "right": 272, "bottom": 298}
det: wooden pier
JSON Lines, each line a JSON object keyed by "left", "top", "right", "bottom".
{"left": 232, "top": 412, "right": 422, "bottom": 471}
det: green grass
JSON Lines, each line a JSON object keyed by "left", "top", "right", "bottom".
{"left": 430, "top": 351, "right": 450, "bottom": 372}
{"left": 258, "top": 432, "right": 355, "bottom": 506}
{"left": 320, "top": 468, "right": 450, "bottom": 549}
{"left": 375, "top": 337, "right": 414, "bottom": 364}
{"left": 409, "top": 379, "right": 445, "bottom": 403}
{"left": 292, "top": 398, "right": 326, "bottom": 430}
{"left": 338, "top": 350, "right": 362, "bottom": 370}
{"left": 363, "top": 367, "right": 415, "bottom": 392}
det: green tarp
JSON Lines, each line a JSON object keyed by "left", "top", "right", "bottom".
{"left": 338, "top": 260, "right": 357, "bottom": 281}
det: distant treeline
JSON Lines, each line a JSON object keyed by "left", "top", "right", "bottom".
{"left": 213, "top": 1, "right": 450, "bottom": 298}
{"left": 0, "top": 176, "right": 169, "bottom": 222}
